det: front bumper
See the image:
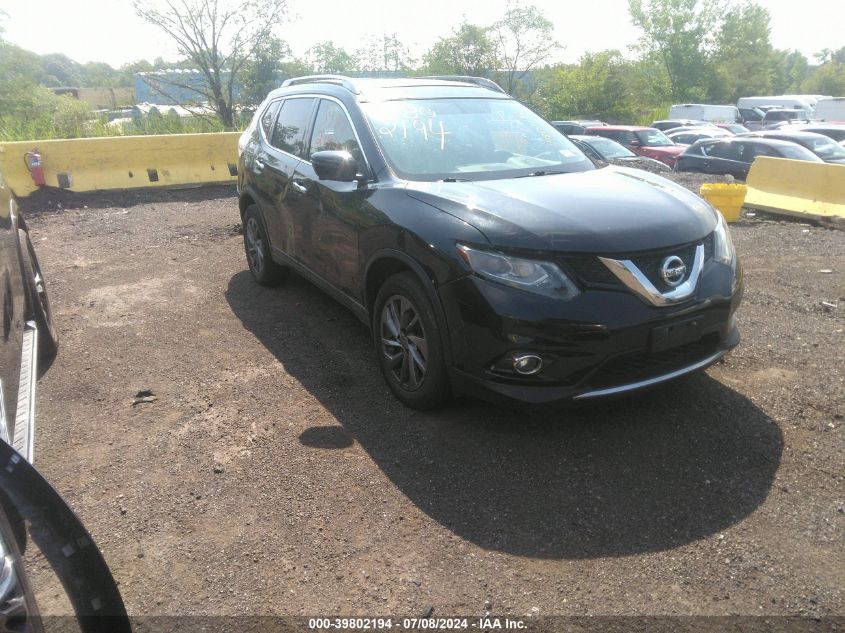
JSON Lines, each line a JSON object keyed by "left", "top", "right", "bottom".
{"left": 439, "top": 259, "right": 743, "bottom": 406}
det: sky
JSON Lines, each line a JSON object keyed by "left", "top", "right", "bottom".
{"left": 0, "top": 0, "right": 842, "bottom": 68}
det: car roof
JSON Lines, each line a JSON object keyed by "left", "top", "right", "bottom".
{"left": 701, "top": 137, "right": 805, "bottom": 148}
{"left": 744, "top": 130, "right": 829, "bottom": 140}
{"left": 268, "top": 76, "right": 511, "bottom": 102}
{"left": 587, "top": 125, "right": 653, "bottom": 131}
{"left": 569, "top": 135, "right": 619, "bottom": 143}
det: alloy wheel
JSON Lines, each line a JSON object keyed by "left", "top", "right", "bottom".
{"left": 380, "top": 295, "right": 428, "bottom": 391}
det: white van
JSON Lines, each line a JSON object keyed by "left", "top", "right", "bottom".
{"left": 668, "top": 103, "right": 739, "bottom": 123}
{"left": 814, "top": 97, "right": 845, "bottom": 122}
{"left": 736, "top": 96, "right": 814, "bottom": 116}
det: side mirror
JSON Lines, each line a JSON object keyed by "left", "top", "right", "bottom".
{"left": 311, "top": 150, "right": 359, "bottom": 182}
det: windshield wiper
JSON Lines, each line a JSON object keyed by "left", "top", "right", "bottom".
{"left": 515, "top": 170, "right": 566, "bottom": 178}
{"left": 439, "top": 177, "right": 467, "bottom": 182}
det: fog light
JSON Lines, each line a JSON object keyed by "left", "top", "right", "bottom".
{"left": 513, "top": 354, "right": 543, "bottom": 375}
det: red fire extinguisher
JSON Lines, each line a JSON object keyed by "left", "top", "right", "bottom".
{"left": 24, "top": 150, "right": 46, "bottom": 187}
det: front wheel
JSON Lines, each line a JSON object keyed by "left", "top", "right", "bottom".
{"left": 373, "top": 273, "right": 450, "bottom": 410}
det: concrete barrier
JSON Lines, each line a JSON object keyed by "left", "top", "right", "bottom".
{"left": 745, "top": 156, "right": 845, "bottom": 220}
{"left": 0, "top": 132, "right": 240, "bottom": 197}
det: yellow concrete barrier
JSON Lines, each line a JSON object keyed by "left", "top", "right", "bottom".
{"left": 699, "top": 183, "right": 747, "bottom": 222}
{"left": 0, "top": 132, "right": 240, "bottom": 197}
{"left": 745, "top": 156, "right": 845, "bottom": 220}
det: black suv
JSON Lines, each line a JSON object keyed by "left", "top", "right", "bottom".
{"left": 237, "top": 75, "right": 743, "bottom": 409}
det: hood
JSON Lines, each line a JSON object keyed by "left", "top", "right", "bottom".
{"left": 609, "top": 157, "right": 672, "bottom": 172}
{"left": 642, "top": 145, "right": 685, "bottom": 156}
{"left": 404, "top": 167, "right": 717, "bottom": 254}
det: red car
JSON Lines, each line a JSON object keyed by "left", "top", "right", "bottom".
{"left": 584, "top": 125, "right": 684, "bottom": 167}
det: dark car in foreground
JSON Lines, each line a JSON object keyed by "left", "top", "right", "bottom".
{"left": 584, "top": 125, "right": 685, "bottom": 167}
{"left": 0, "top": 172, "right": 58, "bottom": 461}
{"left": 569, "top": 135, "right": 671, "bottom": 172}
{"left": 0, "top": 170, "right": 129, "bottom": 631}
{"left": 676, "top": 136, "right": 823, "bottom": 180}
{"left": 739, "top": 130, "right": 845, "bottom": 164}
{"left": 237, "top": 75, "right": 743, "bottom": 409}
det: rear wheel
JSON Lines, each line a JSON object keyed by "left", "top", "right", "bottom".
{"left": 373, "top": 272, "right": 450, "bottom": 410}
{"left": 18, "top": 229, "right": 57, "bottom": 359}
{"left": 243, "top": 205, "right": 286, "bottom": 286}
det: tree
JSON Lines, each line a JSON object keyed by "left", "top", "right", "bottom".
{"left": 628, "top": 0, "right": 722, "bottom": 101}
{"left": 770, "top": 50, "right": 809, "bottom": 94}
{"left": 536, "top": 52, "right": 667, "bottom": 123}
{"left": 305, "top": 41, "right": 355, "bottom": 74}
{"left": 803, "top": 47, "right": 845, "bottom": 96}
{"left": 492, "top": 3, "right": 559, "bottom": 96}
{"left": 355, "top": 34, "right": 414, "bottom": 72}
{"left": 134, "top": 0, "right": 289, "bottom": 128}
{"left": 421, "top": 22, "right": 497, "bottom": 77}
{"left": 709, "top": 1, "right": 774, "bottom": 101}
{"left": 240, "top": 36, "right": 293, "bottom": 106}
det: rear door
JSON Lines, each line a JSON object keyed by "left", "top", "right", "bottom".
{"left": 288, "top": 98, "right": 370, "bottom": 300}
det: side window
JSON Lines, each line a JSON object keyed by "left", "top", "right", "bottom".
{"left": 620, "top": 132, "right": 636, "bottom": 145}
{"left": 260, "top": 100, "right": 281, "bottom": 138}
{"left": 309, "top": 100, "right": 363, "bottom": 166}
{"left": 270, "top": 97, "right": 315, "bottom": 158}
{"left": 748, "top": 143, "right": 777, "bottom": 159}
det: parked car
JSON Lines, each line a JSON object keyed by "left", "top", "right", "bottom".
{"left": 568, "top": 135, "right": 671, "bottom": 171}
{"left": 0, "top": 171, "right": 58, "bottom": 462}
{"left": 793, "top": 124, "right": 845, "bottom": 146}
{"left": 667, "top": 127, "right": 734, "bottom": 146}
{"left": 667, "top": 104, "right": 740, "bottom": 123}
{"left": 584, "top": 125, "right": 684, "bottom": 167}
{"left": 716, "top": 123, "right": 750, "bottom": 134}
{"left": 738, "top": 107, "right": 765, "bottom": 130}
{"left": 551, "top": 119, "right": 607, "bottom": 135}
{"left": 737, "top": 96, "right": 815, "bottom": 115}
{"left": 237, "top": 75, "right": 743, "bottom": 408}
{"left": 676, "top": 137, "right": 823, "bottom": 180}
{"left": 651, "top": 119, "right": 717, "bottom": 131}
{"left": 739, "top": 130, "right": 845, "bottom": 164}
{"left": 0, "top": 169, "right": 129, "bottom": 631}
{"left": 761, "top": 108, "right": 810, "bottom": 129}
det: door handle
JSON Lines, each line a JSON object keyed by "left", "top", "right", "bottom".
{"left": 290, "top": 180, "right": 308, "bottom": 195}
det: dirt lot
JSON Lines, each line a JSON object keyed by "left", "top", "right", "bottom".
{"left": 21, "top": 184, "right": 844, "bottom": 619}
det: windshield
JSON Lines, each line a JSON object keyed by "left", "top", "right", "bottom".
{"left": 362, "top": 98, "right": 592, "bottom": 181}
{"left": 779, "top": 145, "right": 823, "bottom": 161}
{"left": 586, "top": 137, "right": 636, "bottom": 159}
{"left": 807, "top": 128, "right": 845, "bottom": 142}
{"left": 635, "top": 129, "right": 675, "bottom": 147}
{"left": 808, "top": 137, "right": 845, "bottom": 159}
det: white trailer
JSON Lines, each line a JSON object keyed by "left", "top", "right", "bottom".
{"left": 814, "top": 97, "right": 845, "bottom": 122}
{"left": 668, "top": 103, "right": 740, "bottom": 123}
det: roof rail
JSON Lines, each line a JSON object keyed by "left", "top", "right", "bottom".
{"left": 417, "top": 75, "right": 507, "bottom": 94}
{"left": 281, "top": 75, "right": 360, "bottom": 94}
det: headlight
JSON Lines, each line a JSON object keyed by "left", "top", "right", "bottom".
{"left": 457, "top": 244, "right": 580, "bottom": 299}
{"left": 713, "top": 212, "right": 735, "bottom": 265}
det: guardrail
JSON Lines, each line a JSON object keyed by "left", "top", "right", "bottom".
{"left": 745, "top": 156, "right": 845, "bottom": 220}
{"left": 0, "top": 132, "right": 240, "bottom": 197}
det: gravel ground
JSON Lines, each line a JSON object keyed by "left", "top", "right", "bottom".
{"left": 20, "top": 181, "right": 844, "bottom": 621}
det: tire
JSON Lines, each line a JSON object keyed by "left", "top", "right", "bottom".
{"left": 18, "top": 229, "right": 58, "bottom": 359}
{"left": 373, "top": 272, "right": 450, "bottom": 410}
{"left": 243, "top": 205, "right": 286, "bottom": 286}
